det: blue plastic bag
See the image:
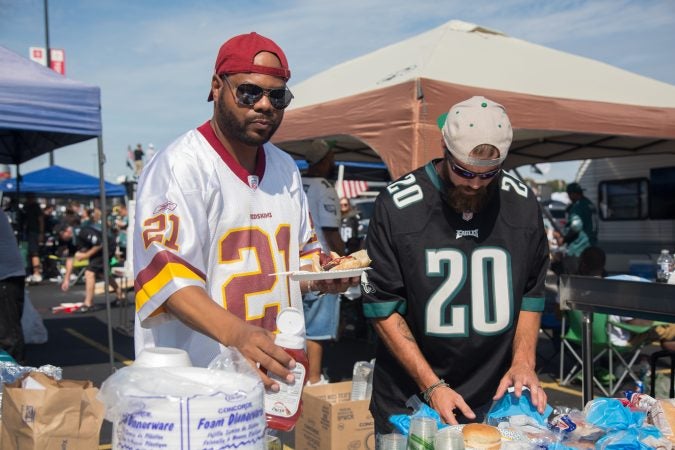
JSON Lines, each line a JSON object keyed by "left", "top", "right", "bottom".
{"left": 389, "top": 395, "right": 446, "bottom": 436}
{"left": 584, "top": 397, "right": 645, "bottom": 430}
{"left": 486, "top": 387, "right": 553, "bottom": 426}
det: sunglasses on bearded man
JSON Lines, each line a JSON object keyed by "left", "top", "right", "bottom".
{"left": 445, "top": 148, "right": 501, "bottom": 180}
{"left": 221, "top": 75, "right": 294, "bottom": 110}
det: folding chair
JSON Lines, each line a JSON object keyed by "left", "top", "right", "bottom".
{"left": 48, "top": 255, "right": 89, "bottom": 285}
{"left": 559, "top": 310, "right": 653, "bottom": 397}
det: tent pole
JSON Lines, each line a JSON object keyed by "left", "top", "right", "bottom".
{"left": 96, "top": 135, "right": 116, "bottom": 373}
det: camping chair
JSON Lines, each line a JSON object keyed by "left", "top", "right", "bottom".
{"left": 48, "top": 255, "right": 89, "bottom": 285}
{"left": 559, "top": 310, "right": 653, "bottom": 397}
{"left": 537, "top": 295, "right": 562, "bottom": 374}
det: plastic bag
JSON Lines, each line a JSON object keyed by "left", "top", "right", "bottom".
{"left": 487, "top": 386, "right": 553, "bottom": 427}
{"left": 389, "top": 394, "right": 446, "bottom": 436}
{"left": 584, "top": 397, "right": 645, "bottom": 430}
{"left": 21, "top": 288, "right": 48, "bottom": 344}
{"left": 98, "top": 347, "right": 265, "bottom": 449}
{"left": 595, "top": 429, "right": 654, "bottom": 450}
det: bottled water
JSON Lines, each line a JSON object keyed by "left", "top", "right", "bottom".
{"left": 656, "top": 249, "right": 674, "bottom": 283}
{"left": 351, "top": 360, "right": 374, "bottom": 400}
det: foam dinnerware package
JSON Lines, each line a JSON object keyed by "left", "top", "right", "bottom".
{"left": 99, "top": 349, "right": 265, "bottom": 449}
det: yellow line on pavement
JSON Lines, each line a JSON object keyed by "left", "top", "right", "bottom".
{"left": 540, "top": 380, "right": 582, "bottom": 397}
{"left": 99, "top": 445, "right": 112, "bottom": 449}
{"left": 64, "top": 328, "right": 133, "bottom": 366}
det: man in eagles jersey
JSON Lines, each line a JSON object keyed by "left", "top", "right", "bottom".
{"left": 133, "top": 33, "right": 356, "bottom": 391}
{"left": 362, "top": 96, "right": 549, "bottom": 431}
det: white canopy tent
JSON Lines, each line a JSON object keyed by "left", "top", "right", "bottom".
{"left": 274, "top": 20, "right": 675, "bottom": 178}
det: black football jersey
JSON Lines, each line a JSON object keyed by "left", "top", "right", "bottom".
{"left": 362, "top": 161, "right": 549, "bottom": 424}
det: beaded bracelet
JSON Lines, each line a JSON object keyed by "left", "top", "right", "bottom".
{"left": 422, "top": 378, "right": 450, "bottom": 403}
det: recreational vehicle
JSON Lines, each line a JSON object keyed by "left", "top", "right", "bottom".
{"left": 575, "top": 154, "right": 675, "bottom": 276}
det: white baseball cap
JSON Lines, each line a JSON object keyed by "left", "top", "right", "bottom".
{"left": 305, "top": 139, "right": 333, "bottom": 165}
{"left": 439, "top": 96, "right": 513, "bottom": 167}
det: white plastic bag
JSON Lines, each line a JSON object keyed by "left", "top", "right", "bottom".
{"left": 21, "top": 288, "right": 48, "bottom": 344}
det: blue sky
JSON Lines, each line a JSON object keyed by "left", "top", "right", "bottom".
{"left": 1, "top": 0, "right": 674, "bottom": 183}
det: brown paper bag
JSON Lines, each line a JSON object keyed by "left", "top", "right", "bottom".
{"left": 0, "top": 372, "right": 104, "bottom": 450}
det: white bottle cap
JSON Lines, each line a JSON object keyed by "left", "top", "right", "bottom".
{"left": 275, "top": 307, "right": 305, "bottom": 350}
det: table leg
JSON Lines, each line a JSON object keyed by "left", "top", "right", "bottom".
{"left": 581, "top": 311, "right": 593, "bottom": 405}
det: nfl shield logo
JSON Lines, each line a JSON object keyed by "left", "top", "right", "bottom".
{"left": 248, "top": 175, "right": 259, "bottom": 190}
{"left": 462, "top": 211, "right": 474, "bottom": 222}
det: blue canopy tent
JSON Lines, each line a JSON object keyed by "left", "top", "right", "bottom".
{"left": 0, "top": 46, "right": 117, "bottom": 370}
{"left": 0, "top": 165, "right": 125, "bottom": 197}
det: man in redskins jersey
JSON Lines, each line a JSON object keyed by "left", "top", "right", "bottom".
{"left": 133, "top": 33, "right": 356, "bottom": 391}
{"left": 362, "top": 96, "right": 549, "bottom": 431}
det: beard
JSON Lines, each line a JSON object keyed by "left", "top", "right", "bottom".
{"left": 215, "top": 89, "right": 282, "bottom": 147}
{"left": 447, "top": 181, "right": 496, "bottom": 214}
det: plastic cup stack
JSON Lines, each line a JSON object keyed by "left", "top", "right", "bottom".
{"left": 407, "top": 417, "right": 437, "bottom": 449}
{"left": 433, "top": 427, "right": 465, "bottom": 449}
{"left": 379, "top": 433, "right": 407, "bottom": 450}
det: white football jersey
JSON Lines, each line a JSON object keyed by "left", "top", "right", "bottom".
{"left": 133, "top": 121, "right": 319, "bottom": 366}
{"left": 302, "top": 176, "right": 340, "bottom": 251}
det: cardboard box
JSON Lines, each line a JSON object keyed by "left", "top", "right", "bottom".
{"left": 294, "top": 381, "right": 375, "bottom": 450}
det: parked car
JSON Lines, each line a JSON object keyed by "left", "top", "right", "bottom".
{"left": 541, "top": 199, "right": 567, "bottom": 230}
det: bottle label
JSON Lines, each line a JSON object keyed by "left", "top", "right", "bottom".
{"left": 264, "top": 363, "right": 306, "bottom": 418}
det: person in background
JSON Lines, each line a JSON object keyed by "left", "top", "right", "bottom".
{"left": 114, "top": 204, "right": 129, "bottom": 263}
{"left": 42, "top": 204, "right": 58, "bottom": 237}
{"left": 133, "top": 143, "right": 145, "bottom": 177}
{"left": 362, "top": 96, "right": 548, "bottom": 432}
{"left": 552, "top": 182, "right": 598, "bottom": 275}
{"left": 132, "top": 32, "right": 357, "bottom": 390}
{"left": 82, "top": 207, "right": 102, "bottom": 228}
{"left": 57, "top": 222, "right": 123, "bottom": 312}
{"left": 63, "top": 201, "right": 83, "bottom": 227}
{"left": 0, "top": 208, "right": 26, "bottom": 363}
{"left": 302, "top": 139, "right": 344, "bottom": 385}
{"left": 340, "top": 197, "right": 362, "bottom": 254}
{"left": 23, "top": 194, "right": 44, "bottom": 284}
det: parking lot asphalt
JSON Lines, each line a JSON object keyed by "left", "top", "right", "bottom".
{"left": 19, "top": 279, "right": 643, "bottom": 448}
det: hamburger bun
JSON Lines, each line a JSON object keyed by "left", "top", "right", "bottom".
{"left": 462, "top": 423, "right": 501, "bottom": 449}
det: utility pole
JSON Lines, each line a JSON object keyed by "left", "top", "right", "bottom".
{"left": 45, "top": 0, "right": 54, "bottom": 166}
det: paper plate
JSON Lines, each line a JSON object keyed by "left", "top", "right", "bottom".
{"left": 285, "top": 267, "right": 370, "bottom": 281}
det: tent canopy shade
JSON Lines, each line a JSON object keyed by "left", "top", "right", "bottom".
{"left": 0, "top": 45, "right": 101, "bottom": 164}
{"left": 0, "top": 165, "right": 125, "bottom": 198}
{"left": 0, "top": 46, "right": 118, "bottom": 372}
{"left": 273, "top": 20, "right": 675, "bottom": 178}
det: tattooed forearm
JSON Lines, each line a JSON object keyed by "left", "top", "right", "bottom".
{"left": 397, "top": 316, "right": 416, "bottom": 342}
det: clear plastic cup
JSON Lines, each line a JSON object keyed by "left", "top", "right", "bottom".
{"left": 407, "top": 417, "right": 437, "bottom": 449}
{"left": 265, "top": 434, "right": 282, "bottom": 450}
{"left": 434, "top": 427, "right": 465, "bottom": 449}
{"left": 379, "top": 433, "right": 407, "bottom": 450}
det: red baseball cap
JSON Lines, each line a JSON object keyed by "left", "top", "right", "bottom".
{"left": 207, "top": 32, "right": 291, "bottom": 101}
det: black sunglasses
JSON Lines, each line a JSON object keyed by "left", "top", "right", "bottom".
{"left": 449, "top": 159, "right": 501, "bottom": 180}
{"left": 221, "top": 75, "right": 293, "bottom": 110}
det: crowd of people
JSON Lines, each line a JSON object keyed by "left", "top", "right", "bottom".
{"left": 1, "top": 198, "right": 129, "bottom": 288}
{"left": 2, "top": 30, "right": 670, "bottom": 446}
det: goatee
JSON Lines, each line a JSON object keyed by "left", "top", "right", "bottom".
{"left": 447, "top": 181, "right": 496, "bottom": 214}
{"left": 215, "top": 90, "right": 281, "bottom": 147}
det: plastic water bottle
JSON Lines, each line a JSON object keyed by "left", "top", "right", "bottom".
{"left": 351, "top": 360, "right": 374, "bottom": 400}
{"left": 656, "top": 249, "right": 674, "bottom": 283}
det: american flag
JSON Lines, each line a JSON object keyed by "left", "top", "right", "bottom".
{"left": 338, "top": 180, "right": 369, "bottom": 198}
